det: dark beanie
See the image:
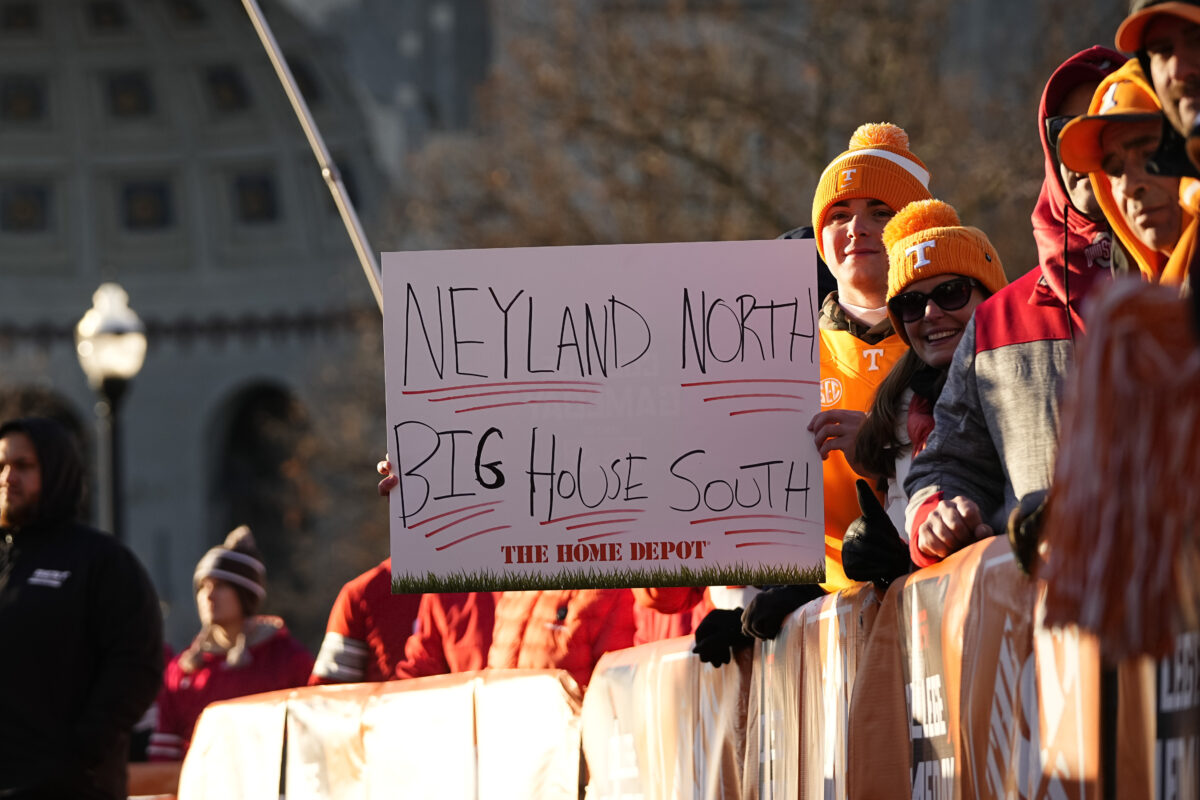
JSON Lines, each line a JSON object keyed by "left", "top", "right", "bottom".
{"left": 193, "top": 525, "right": 266, "bottom": 616}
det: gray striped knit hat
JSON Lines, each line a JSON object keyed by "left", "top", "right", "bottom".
{"left": 193, "top": 525, "right": 266, "bottom": 616}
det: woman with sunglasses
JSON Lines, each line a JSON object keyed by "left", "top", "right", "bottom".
{"left": 851, "top": 199, "right": 1008, "bottom": 569}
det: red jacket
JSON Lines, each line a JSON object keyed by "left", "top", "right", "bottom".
{"left": 149, "top": 617, "right": 313, "bottom": 761}
{"left": 905, "top": 47, "right": 1124, "bottom": 568}
{"left": 631, "top": 587, "right": 712, "bottom": 645}
{"left": 393, "top": 591, "right": 497, "bottom": 679}
{"left": 487, "top": 589, "right": 636, "bottom": 690}
{"left": 309, "top": 557, "right": 421, "bottom": 684}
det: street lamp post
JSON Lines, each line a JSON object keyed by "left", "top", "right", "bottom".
{"left": 75, "top": 283, "right": 147, "bottom": 540}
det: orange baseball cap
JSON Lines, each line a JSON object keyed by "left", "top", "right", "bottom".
{"left": 1057, "top": 77, "right": 1162, "bottom": 173}
{"left": 1116, "top": 1, "right": 1200, "bottom": 53}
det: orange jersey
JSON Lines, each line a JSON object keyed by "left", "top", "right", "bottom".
{"left": 818, "top": 326, "right": 908, "bottom": 591}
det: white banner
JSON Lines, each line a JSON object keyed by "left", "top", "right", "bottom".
{"left": 383, "top": 240, "right": 823, "bottom": 591}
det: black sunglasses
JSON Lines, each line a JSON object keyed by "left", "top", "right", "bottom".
{"left": 1045, "top": 114, "right": 1073, "bottom": 146}
{"left": 888, "top": 277, "right": 982, "bottom": 323}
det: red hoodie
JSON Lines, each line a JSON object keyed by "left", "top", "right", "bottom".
{"left": 1028, "top": 46, "right": 1126, "bottom": 336}
{"left": 905, "top": 47, "right": 1124, "bottom": 567}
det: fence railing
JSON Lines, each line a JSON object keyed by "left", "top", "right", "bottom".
{"left": 172, "top": 536, "right": 1199, "bottom": 799}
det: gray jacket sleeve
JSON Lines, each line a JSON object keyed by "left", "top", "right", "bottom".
{"left": 903, "top": 319, "right": 1008, "bottom": 534}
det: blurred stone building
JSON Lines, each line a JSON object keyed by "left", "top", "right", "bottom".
{"left": 0, "top": 0, "right": 1123, "bottom": 651}
{"left": 0, "top": 0, "right": 489, "bottom": 649}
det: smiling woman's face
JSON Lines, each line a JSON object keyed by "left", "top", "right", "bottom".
{"left": 898, "top": 274, "right": 986, "bottom": 369}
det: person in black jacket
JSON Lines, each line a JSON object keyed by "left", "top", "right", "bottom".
{"left": 0, "top": 417, "right": 163, "bottom": 800}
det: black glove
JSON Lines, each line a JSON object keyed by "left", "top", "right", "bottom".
{"left": 842, "top": 479, "right": 912, "bottom": 587}
{"left": 740, "top": 584, "right": 825, "bottom": 640}
{"left": 691, "top": 608, "right": 752, "bottom": 666}
{"left": 1007, "top": 489, "right": 1049, "bottom": 576}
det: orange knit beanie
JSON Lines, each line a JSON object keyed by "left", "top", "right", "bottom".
{"left": 882, "top": 199, "right": 1007, "bottom": 342}
{"left": 811, "top": 123, "right": 932, "bottom": 260}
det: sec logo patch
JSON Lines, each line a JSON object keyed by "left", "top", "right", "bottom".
{"left": 820, "top": 377, "right": 843, "bottom": 407}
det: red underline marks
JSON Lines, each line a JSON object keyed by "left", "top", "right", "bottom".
{"left": 733, "top": 541, "right": 813, "bottom": 549}
{"left": 434, "top": 525, "right": 511, "bottom": 551}
{"left": 404, "top": 380, "right": 603, "bottom": 396}
{"left": 703, "top": 393, "right": 805, "bottom": 402}
{"left": 425, "top": 508, "right": 495, "bottom": 538}
{"left": 690, "top": 514, "right": 812, "bottom": 525}
{"left": 541, "top": 509, "right": 646, "bottom": 525}
{"left": 729, "top": 408, "right": 807, "bottom": 416}
{"left": 576, "top": 530, "right": 630, "bottom": 542}
{"left": 407, "top": 500, "right": 502, "bottom": 530}
{"left": 724, "top": 528, "right": 811, "bottom": 536}
{"left": 680, "top": 379, "right": 819, "bottom": 387}
{"left": 565, "top": 518, "right": 639, "bottom": 531}
{"left": 429, "top": 388, "right": 602, "bottom": 402}
{"left": 456, "top": 400, "right": 596, "bottom": 413}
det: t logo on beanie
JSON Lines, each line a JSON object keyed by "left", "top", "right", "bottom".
{"left": 906, "top": 240, "right": 937, "bottom": 269}
{"left": 811, "top": 123, "right": 932, "bottom": 262}
{"left": 882, "top": 199, "right": 1009, "bottom": 345}
{"left": 1098, "top": 81, "right": 1121, "bottom": 114}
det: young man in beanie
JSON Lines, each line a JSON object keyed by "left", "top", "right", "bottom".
{"left": 0, "top": 417, "right": 163, "bottom": 800}
{"left": 736, "top": 124, "right": 933, "bottom": 645}
{"left": 903, "top": 48, "right": 1124, "bottom": 566}
{"left": 149, "top": 525, "right": 313, "bottom": 762}
{"left": 807, "top": 123, "right": 934, "bottom": 590}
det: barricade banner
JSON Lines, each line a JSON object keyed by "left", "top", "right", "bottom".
{"left": 743, "top": 599, "right": 804, "bottom": 799}
{"left": 1151, "top": 629, "right": 1200, "bottom": 798}
{"left": 382, "top": 241, "right": 823, "bottom": 592}
{"left": 582, "top": 635, "right": 750, "bottom": 799}
{"left": 1026, "top": 589, "right": 1101, "bottom": 799}
{"left": 360, "top": 672, "right": 480, "bottom": 798}
{"left": 1014, "top": 581, "right": 1196, "bottom": 800}
{"left": 846, "top": 579, "right": 909, "bottom": 800}
{"left": 285, "top": 683, "right": 376, "bottom": 800}
{"left": 742, "top": 582, "right": 880, "bottom": 800}
{"left": 182, "top": 670, "right": 582, "bottom": 799}
{"left": 177, "top": 687, "right": 290, "bottom": 800}
{"left": 798, "top": 582, "right": 882, "bottom": 800}
{"left": 957, "top": 538, "right": 1102, "bottom": 800}
{"left": 581, "top": 651, "right": 649, "bottom": 797}
{"left": 475, "top": 669, "right": 583, "bottom": 800}
{"left": 898, "top": 549, "right": 967, "bottom": 799}
{"left": 848, "top": 538, "right": 1106, "bottom": 800}
{"left": 848, "top": 540, "right": 985, "bottom": 799}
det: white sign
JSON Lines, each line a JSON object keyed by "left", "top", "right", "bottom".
{"left": 383, "top": 240, "right": 823, "bottom": 591}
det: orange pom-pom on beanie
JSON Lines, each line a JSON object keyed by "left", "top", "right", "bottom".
{"left": 811, "top": 122, "right": 932, "bottom": 260}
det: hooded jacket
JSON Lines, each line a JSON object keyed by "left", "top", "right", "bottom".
{"left": 0, "top": 418, "right": 164, "bottom": 800}
{"left": 1084, "top": 58, "right": 1198, "bottom": 286}
{"left": 903, "top": 48, "right": 1123, "bottom": 567}
{"left": 150, "top": 616, "right": 313, "bottom": 761}
{"left": 391, "top": 590, "right": 497, "bottom": 679}
{"left": 487, "top": 589, "right": 635, "bottom": 690}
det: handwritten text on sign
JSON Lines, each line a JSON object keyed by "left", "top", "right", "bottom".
{"left": 382, "top": 240, "right": 823, "bottom": 590}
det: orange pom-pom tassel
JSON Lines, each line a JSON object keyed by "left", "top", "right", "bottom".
{"left": 882, "top": 199, "right": 961, "bottom": 250}
{"left": 848, "top": 122, "right": 910, "bottom": 152}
